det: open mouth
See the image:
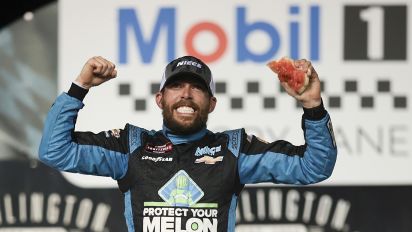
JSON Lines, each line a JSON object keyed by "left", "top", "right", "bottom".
{"left": 176, "top": 106, "right": 195, "bottom": 114}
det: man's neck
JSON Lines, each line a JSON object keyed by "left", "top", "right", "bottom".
{"left": 162, "top": 125, "right": 208, "bottom": 145}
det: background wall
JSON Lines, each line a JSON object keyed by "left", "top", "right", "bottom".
{"left": 0, "top": 0, "right": 411, "bottom": 231}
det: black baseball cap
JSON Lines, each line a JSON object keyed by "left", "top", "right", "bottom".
{"left": 159, "top": 55, "right": 215, "bottom": 96}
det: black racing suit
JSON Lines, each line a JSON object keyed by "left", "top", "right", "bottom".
{"left": 39, "top": 83, "right": 337, "bottom": 232}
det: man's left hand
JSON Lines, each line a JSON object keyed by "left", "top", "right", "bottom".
{"left": 280, "top": 59, "right": 322, "bottom": 108}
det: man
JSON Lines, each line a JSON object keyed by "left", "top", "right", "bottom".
{"left": 39, "top": 55, "right": 337, "bottom": 232}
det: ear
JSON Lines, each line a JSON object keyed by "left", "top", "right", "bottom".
{"left": 155, "top": 92, "right": 163, "bottom": 109}
{"left": 208, "top": 96, "right": 217, "bottom": 113}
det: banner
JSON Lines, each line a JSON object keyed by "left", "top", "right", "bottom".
{"left": 59, "top": 0, "right": 412, "bottom": 187}
{"left": 0, "top": 161, "right": 126, "bottom": 231}
{"left": 1, "top": 161, "right": 412, "bottom": 231}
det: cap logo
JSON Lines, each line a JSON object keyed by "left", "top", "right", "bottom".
{"left": 176, "top": 60, "right": 202, "bottom": 69}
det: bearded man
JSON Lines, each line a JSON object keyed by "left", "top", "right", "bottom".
{"left": 39, "top": 55, "right": 337, "bottom": 232}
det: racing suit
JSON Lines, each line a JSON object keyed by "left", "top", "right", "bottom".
{"left": 39, "top": 83, "right": 337, "bottom": 232}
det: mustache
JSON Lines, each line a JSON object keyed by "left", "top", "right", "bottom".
{"left": 172, "top": 100, "right": 200, "bottom": 111}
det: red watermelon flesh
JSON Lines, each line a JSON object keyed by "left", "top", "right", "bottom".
{"left": 267, "top": 57, "right": 309, "bottom": 94}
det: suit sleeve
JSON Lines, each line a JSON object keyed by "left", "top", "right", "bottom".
{"left": 237, "top": 102, "right": 337, "bottom": 185}
{"left": 38, "top": 83, "right": 129, "bottom": 180}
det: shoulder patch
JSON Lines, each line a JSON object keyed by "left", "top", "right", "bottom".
{"left": 223, "top": 129, "right": 242, "bottom": 157}
{"left": 327, "top": 119, "right": 337, "bottom": 148}
{"left": 105, "top": 129, "right": 121, "bottom": 138}
{"left": 127, "top": 124, "right": 148, "bottom": 153}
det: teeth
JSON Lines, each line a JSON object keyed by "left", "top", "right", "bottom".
{"left": 177, "top": 106, "right": 194, "bottom": 113}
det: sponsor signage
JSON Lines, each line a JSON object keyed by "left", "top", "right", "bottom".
{"left": 0, "top": 161, "right": 126, "bottom": 231}
{"left": 59, "top": 0, "right": 412, "bottom": 186}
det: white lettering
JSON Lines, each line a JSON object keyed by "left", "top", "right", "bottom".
{"left": 241, "top": 191, "right": 254, "bottom": 221}
{"left": 175, "top": 217, "right": 183, "bottom": 232}
{"left": 285, "top": 189, "right": 299, "bottom": 221}
{"left": 187, "top": 218, "right": 203, "bottom": 232}
{"left": 18, "top": 193, "right": 27, "bottom": 223}
{"left": 4, "top": 194, "right": 16, "bottom": 224}
{"left": 154, "top": 208, "right": 163, "bottom": 216}
{"left": 237, "top": 189, "right": 351, "bottom": 228}
{"left": 268, "top": 189, "right": 282, "bottom": 220}
{"left": 63, "top": 195, "right": 77, "bottom": 225}
{"left": 142, "top": 156, "right": 173, "bottom": 162}
{"left": 161, "top": 217, "right": 174, "bottom": 232}
{"left": 201, "top": 218, "right": 218, "bottom": 232}
{"left": 315, "top": 195, "right": 332, "bottom": 226}
{"left": 143, "top": 217, "right": 160, "bottom": 232}
{"left": 142, "top": 208, "right": 218, "bottom": 232}
{"left": 256, "top": 189, "right": 266, "bottom": 220}
{"left": 90, "top": 203, "right": 111, "bottom": 232}
{"left": 331, "top": 199, "right": 351, "bottom": 230}
{"left": 189, "top": 208, "right": 217, "bottom": 218}
{"left": 302, "top": 191, "right": 316, "bottom": 222}
{"left": 191, "top": 208, "right": 200, "bottom": 217}
{"left": 143, "top": 208, "right": 149, "bottom": 216}
{"left": 176, "top": 208, "right": 189, "bottom": 217}
{"left": 47, "top": 193, "right": 61, "bottom": 224}
{"left": 31, "top": 193, "right": 44, "bottom": 223}
{"left": 0, "top": 193, "right": 110, "bottom": 230}
{"left": 76, "top": 198, "right": 93, "bottom": 229}
{"left": 176, "top": 60, "right": 202, "bottom": 69}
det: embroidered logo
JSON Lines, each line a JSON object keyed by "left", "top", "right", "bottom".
{"left": 195, "top": 156, "right": 223, "bottom": 165}
{"left": 145, "top": 142, "right": 173, "bottom": 154}
{"left": 105, "top": 129, "right": 121, "bottom": 138}
{"left": 141, "top": 156, "right": 173, "bottom": 162}
{"left": 195, "top": 145, "right": 221, "bottom": 156}
{"left": 158, "top": 170, "right": 204, "bottom": 207}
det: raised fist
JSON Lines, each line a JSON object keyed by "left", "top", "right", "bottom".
{"left": 75, "top": 56, "right": 117, "bottom": 89}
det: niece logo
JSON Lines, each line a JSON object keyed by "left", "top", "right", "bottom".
{"left": 118, "top": 5, "right": 320, "bottom": 64}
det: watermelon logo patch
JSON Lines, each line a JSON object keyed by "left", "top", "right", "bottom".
{"left": 158, "top": 170, "right": 204, "bottom": 207}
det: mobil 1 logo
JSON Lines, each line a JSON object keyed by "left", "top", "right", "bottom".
{"left": 344, "top": 5, "right": 407, "bottom": 60}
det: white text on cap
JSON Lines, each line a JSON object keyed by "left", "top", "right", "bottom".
{"left": 176, "top": 60, "right": 202, "bottom": 69}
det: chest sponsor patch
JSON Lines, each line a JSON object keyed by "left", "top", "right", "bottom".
{"left": 141, "top": 156, "right": 173, "bottom": 162}
{"left": 142, "top": 170, "right": 219, "bottom": 232}
{"left": 195, "top": 145, "right": 222, "bottom": 156}
{"left": 145, "top": 142, "right": 173, "bottom": 153}
{"left": 195, "top": 156, "right": 223, "bottom": 165}
{"left": 158, "top": 170, "right": 204, "bottom": 207}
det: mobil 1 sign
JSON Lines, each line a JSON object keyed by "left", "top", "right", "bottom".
{"left": 59, "top": 0, "right": 412, "bottom": 187}
{"left": 344, "top": 5, "right": 407, "bottom": 60}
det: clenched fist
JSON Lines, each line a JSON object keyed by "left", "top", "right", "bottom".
{"left": 75, "top": 56, "right": 117, "bottom": 89}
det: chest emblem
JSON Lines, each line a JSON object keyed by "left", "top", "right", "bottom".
{"left": 194, "top": 145, "right": 221, "bottom": 156}
{"left": 158, "top": 170, "right": 204, "bottom": 207}
{"left": 145, "top": 142, "right": 173, "bottom": 154}
{"left": 195, "top": 156, "right": 223, "bottom": 164}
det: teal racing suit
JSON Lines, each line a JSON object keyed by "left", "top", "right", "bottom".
{"left": 39, "top": 83, "right": 337, "bottom": 232}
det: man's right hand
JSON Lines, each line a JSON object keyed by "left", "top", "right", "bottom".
{"left": 75, "top": 56, "right": 117, "bottom": 89}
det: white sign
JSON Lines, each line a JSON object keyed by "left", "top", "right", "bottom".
{"left": 59, "top": 0, "right": 412, "bottom": 187}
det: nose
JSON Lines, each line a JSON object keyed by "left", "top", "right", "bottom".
{"left": 180, "top": 84, "right": 193, "bottom": 99}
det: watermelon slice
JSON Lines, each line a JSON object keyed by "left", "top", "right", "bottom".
{"left": 267, "top": 57, "right": 310, "bottom": 94}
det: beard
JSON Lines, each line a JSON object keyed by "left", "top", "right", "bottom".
{"left": 161, "top": 99, "right": 210, "bottom": 135}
